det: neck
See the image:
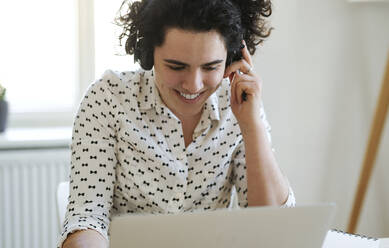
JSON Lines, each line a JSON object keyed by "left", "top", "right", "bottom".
{"left": 177, "top": 111, "right": 202, "bottom": 125}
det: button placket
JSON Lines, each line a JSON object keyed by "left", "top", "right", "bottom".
{"left": 176, "top": 150, "right": 186, "bottom": 161}
{"left": 166, "top": 190, "right": 184, "bottom": 212}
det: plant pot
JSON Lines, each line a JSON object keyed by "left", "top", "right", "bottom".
{"left": 0, "top": 100, "right": 9, "bottom": 133}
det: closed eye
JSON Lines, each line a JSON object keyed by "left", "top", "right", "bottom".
{"left": 167, "top": 65, "right": 185, "bottom": 71}
{"left": 203, "top": 66, "right": 217, "bottom": 71}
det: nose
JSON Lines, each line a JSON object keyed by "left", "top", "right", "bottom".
{"left": 182, "top": 69, "right": 204, "bottom": 93}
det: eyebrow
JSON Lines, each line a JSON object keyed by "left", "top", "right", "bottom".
{"left": 163, "top": 59, "right": 224, "bottom": 67}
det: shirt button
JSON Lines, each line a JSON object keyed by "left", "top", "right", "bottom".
{"left": 167, "top": 204, "right": 177, "bottom": 213}
{"left": 167, "top": 194, "right": 181, "bottom": 212}
{"left": 177, "top": 152, "right": 186, "bottom": 161}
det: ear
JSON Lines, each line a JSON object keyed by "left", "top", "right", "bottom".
{"left": 223, "top": 65, "right": 231, "bottom": 79}
{"left": 229, "top": 72, "right": 235, "bottom": 83}
{"left": 223, "top": 67, "right": 228, "bottom": 79}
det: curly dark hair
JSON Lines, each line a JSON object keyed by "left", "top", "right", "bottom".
{"left": 115, "top": 0, "right": 272, "bottom": 70}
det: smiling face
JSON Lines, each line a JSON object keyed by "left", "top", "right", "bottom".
{"left": 153, "top": 28, "right": 227, "bottom": 121}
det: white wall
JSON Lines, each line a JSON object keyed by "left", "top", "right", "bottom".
{"left": 253, "top": 0, "right": 389, "bottom": 237}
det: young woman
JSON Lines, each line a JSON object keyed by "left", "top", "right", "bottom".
{"left": 59, "top": 0, "right": 295, "bottom": 247}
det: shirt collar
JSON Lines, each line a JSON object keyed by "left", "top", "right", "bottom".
{"left": 203, "top": 90, "right": 220, "bottom": 122}
{"left": 138, "top": 69, "right": 156, "bottom": 111}
{"left": 136, "top": 68, "right": 173, "bottom": 117}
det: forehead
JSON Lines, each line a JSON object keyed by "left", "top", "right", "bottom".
{"left": 155, "top": 28, "right": 227, "bottom": 63}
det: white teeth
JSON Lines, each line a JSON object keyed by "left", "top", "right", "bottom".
{"left": 179, "top": 92, "right": 200, "bottom": 100}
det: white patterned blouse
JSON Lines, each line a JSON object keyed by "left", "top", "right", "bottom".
{"left": 57, "top": 69, "right": 296, "bottom": 247}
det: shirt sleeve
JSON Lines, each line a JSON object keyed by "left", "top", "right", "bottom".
{"left": 57, "top": 77, "right": 119, "bottom": 247}
{"left": 231, "top": 103, "right": 296, "bottom": 208}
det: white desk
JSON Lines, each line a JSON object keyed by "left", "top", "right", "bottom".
{"left": 323, "top": 230, "right": 388, "bottom": 247}
{"left": 380, "top": 238, "right": 389, "bottom": 248}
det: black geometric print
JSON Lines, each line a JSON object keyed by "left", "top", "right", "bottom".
{"left": 58, "top": 69, "right": 295, "bottom": 248}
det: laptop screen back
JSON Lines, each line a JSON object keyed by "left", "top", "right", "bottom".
{"left": 110, "top": 203, "right": 336, "bottom": 248}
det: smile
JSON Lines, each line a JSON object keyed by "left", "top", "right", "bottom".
{"left": 175, "top": 90, "right": 204, "bottom": 103}
{"left": 179, "top": 92, "right": 200, "bottom": 100}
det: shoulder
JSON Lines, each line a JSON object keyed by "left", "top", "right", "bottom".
{"left": 96, "top": 69, "right": 143, "bottom": 89}
{"left": 83, "top": 69, "right": 150, "bottom": 101}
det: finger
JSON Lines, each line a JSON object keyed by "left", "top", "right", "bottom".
{"left": 233, "top": 75, "right": 246, "bottom": 104}
{"left": 230, "top": 72, "right": 237, "bottom": 105}
{"left": 229, "top": 71, "right": 234, "bottom": 84}
{"left": 233, "top": 72, "right": 260, "bottom": 101}
{"left": 232, "top": 72, "right": 255, "bottom": 82}
{"left": 224, "top": 59, "right": 252, "bottom": 78}
{"left": 230, "top": 72, "right": 255, "bottom": 104}
{"left": 236, "top": 81, "right": 242, "bottom": 104}
{"left": 235, "top": 80, "right": 257, "bottom": 104}
{"left": 225, "top": 59, "right": 251, "bottom": 77}
{"left": 242, "top": 40, "right": 253, "bottom": 67}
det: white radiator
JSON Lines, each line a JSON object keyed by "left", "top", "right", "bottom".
{"left": 0, "top": 148, "right": 70, "bottom": 248}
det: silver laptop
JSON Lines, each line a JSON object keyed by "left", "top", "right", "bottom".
{"left": 109, "top": 203, "right": 336, "bottom": 248}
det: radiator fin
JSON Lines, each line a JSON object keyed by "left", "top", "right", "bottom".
{"left": 0, "top": 149, "right": 70, "bottom": 248}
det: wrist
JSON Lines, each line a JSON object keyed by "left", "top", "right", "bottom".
{"left": 63, "top": 229, "right": 108, "bottom": 248}
{"left": 240, "top": 119, "right": 266, "bottom": 138}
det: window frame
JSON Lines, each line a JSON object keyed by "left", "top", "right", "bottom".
{"left": 8, "top": 0, "right": 96, "bottom": 128}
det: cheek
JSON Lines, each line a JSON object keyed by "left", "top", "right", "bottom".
{"left": 161, "top": 71, "right": 182, "bottom": 88}
{"left": 206, "top": 71, "right": 224, "bottom": 88}
{"left": 155, "top": 68, "right": 181, "bottom": 89}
